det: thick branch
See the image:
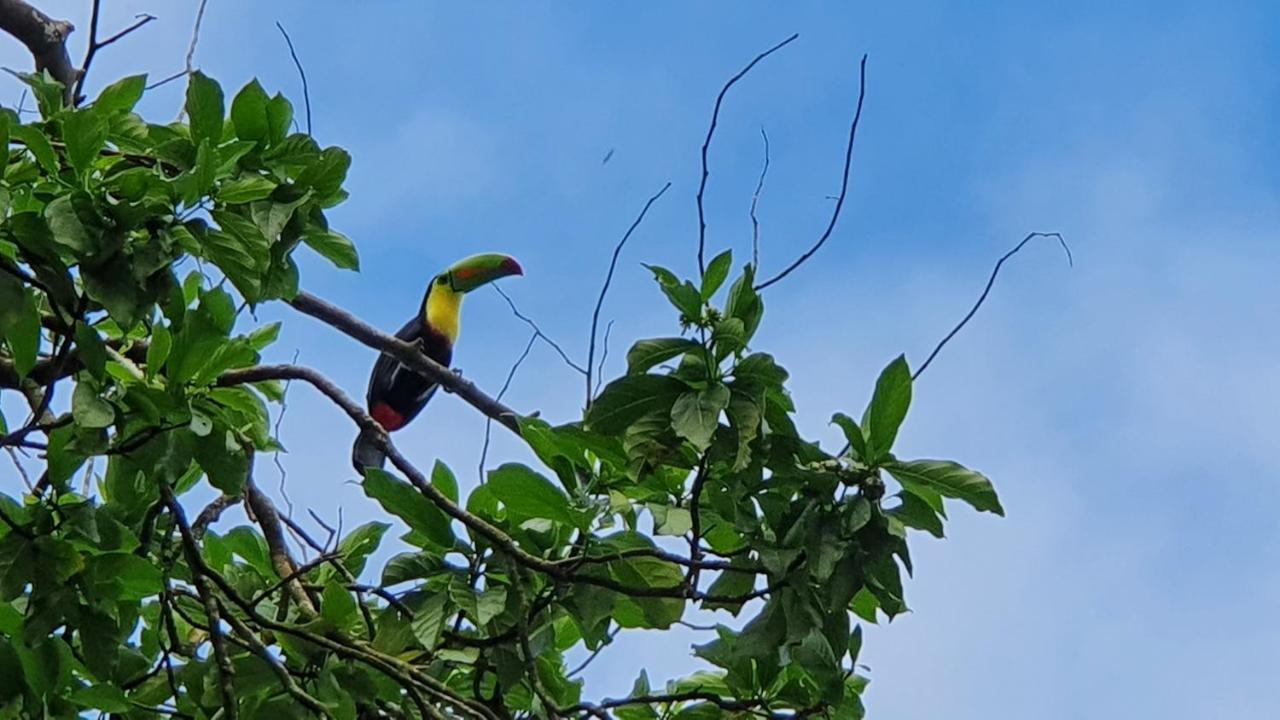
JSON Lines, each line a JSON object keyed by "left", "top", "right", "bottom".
{"left": 288, "top": 291, "right": 521, "bottom": 434}
{"left": 0, "top": 0, "right": 77, "bottom": 101}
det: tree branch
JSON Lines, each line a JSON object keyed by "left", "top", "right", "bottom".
{"left": 754, "top": 54, "right": 867, "bottom": 292}
{"left": 913, "top": 231, "right": 1072, "bottom": 380}
{"left": 287, "top": 290, "right": 523, "bottom": 434}
{"left": 586, "top": 181, "right": 671, "bottom": 407}
{"left": 0, "top": 0, "right": 77, "bottom": 103}
{"left": 750, "top": 126, "right": 770, "bottom": 269}
{"left": 697, "top": 33, "right": 798, "bottom": 276}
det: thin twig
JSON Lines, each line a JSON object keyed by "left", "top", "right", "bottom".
{"left": 755, "top": 54, "right": 867, "bottom": 292}
{"left": 184, "top": 0, "right": 208, "bottom": 75}
{"left": 479, "top": 331, "right": 537, "bottom": 481}
{"left": 275, "top": 348, "right": 300, "bottom": 518}
{"left": 697, "top": 34, "right": 799, "bottom": 276}
{"left": 594, "top": 319, "right": 614, "bottom": 396}
{"left": 566, "top": 628, "right": 618, "bottom": 679}
{"left": 74, "top": 4, "right": 156, "bottom": 103}
{"left": 913, "top": 232, "right": 1072, "bottom": 380}
{"left": 275, "top": 21, "right": 311, "bottom": 135}
{"left": 749, "top": 126, "right": 771, "bottom": 269}
{"left": 492, "top": 285, "right": 586, "bottom": 375}
{"left": 586, "top": 182, "right": 671, "bottom": 407}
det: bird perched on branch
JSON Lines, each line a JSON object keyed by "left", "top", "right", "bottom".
{"left": 352, "top": 253, "right": 523, "bottom": 471}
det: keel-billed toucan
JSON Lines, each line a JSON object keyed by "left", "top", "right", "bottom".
{"left": 352, "top": 253, "right": 523, "bottom": 471}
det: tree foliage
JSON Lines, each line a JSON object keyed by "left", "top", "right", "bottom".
{"left": 0, "top": 64, "right": 1002, "bottom": 720}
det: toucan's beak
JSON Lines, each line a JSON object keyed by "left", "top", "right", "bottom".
{"left": 446, "top": 253, "right": 523, "bottom": 292}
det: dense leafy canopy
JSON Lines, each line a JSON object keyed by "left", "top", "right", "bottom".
{"left": 0, "top": 68, "right": 1001, "bottom": 719}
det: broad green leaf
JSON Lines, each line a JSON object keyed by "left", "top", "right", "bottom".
{"left": 87, "top": 552, "right": 163, "bottom": 602}
{"left": 296, "top": 147, "right": 351, "bottom": 205}
{"left": 186, "top": 71, "right": 225, "bottom": 149}
{"left": 410, "top": 592, "right": 448, "bottom": 649}
{"left": 848, "top": 624, "right": 863, "bottom": 665}
{"left": 644, "top": 264, "right": 703, "bottom": 321}
{"left": 432, "top": 460, "right": 459, "bottom": 503}
{"left": 193, "top": 430, "right": 249, "bottom": 495}
{"left": 0, "top": 276, "right": 39, "bottom": 377}
{"left": 145, "top": 323, "right": 172, "bottom": 379}
{"left": 11, "top": 123, "right": 57, "bottom": 172}
{"left": 363, "top": 468, "right": 455, "bottom": 548}
{"left": 650, "top": 505, "right": 691, "bottom": 536}
{"left": 862, "top": 355, "right": 912, "bottom": 462}
{"left": 889, "top": 489, "right": 945, "bottom": 538}
{"left": 62, "top": 108, "right": 108, "bottom": 176}
{"left": 626, "top": 337, "right": 699, "bottom": 375}
{"left": 230, "top": 79, "right": 271, "bottom": 141}
{"left": 335, "top": 522, "right": 389, "bottom": 577}
{"left": 726, "top": 391, "right": 761, "bottom": 470}
{"left": 92, "top": 74, "right": 146, "bottom": 115}
{"left": 587, "top": 374, "right": 686, "bottom": 434}
{"left": 702, "top": 249, "right": 733, "bottom": 300}
{"left": 73, "top": 323, "right": 108, "bottom": 380}
{"left": 831, "top": 412, "right": 868, "bottom": 462}
{"left": 322, "top": 579, "right": 358, "bottom": 627}
{"left": 71, "top": 382, "right": 115, "bottom": 428}
{"left": 266, "top": 93, "right": 293, "bottom": 144}
{"left": 725, "top": 265, "right": 763, "bottom": 342}
{"left": 670, "top": 383, "right": 730, "bottom": 451}
{"left": 218, "top": 175, "right": 277, "bottom": 204}
{"left": 224, "top": 526, "right": 272, "bottom": 577}
{"left": 69, "top": 684, "right": 131, "bottom": 713}
{"left": 885, "top": 458, "right": 1004, "bottom": 515}
{"left": 303, "top": 228, "right": 360, "bottom": 270}
{"left": 487, "top": 463, "right": 576, "bottom": 526}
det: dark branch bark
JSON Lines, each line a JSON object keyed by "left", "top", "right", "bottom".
{"left": 0, "top": 0, "right": 77, "bottom": 103}
{"left": 288, "top": 291, "right": 522, "bottom": 434}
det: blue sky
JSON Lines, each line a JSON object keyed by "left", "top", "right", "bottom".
{"left": 5, "top": 1, "right": 1280, "bottom": 717}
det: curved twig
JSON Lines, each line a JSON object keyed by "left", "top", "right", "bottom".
{"left": 697, "top": 33, "right": 798, "bottom": 276}
{"left": 275, "top": 21, "right": 311, "bottom": 135}
{"left": 749, "top": 126, "right": 770, "bottom": 269}
{"left": 586, "top": 181, "right": 671, "bottom": 407}
{"left": 754, "top": 54, "right": 867, "bottom": 291}
{"left": 913, "top": 231, "right": 1072, "bottom": 380}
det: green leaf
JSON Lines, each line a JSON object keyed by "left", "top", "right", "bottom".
{"left": 410, "top": 592, "right": 448, "bottom": 649}
{"left": 72, "top": 382, "right": 115, "bottom": 428}
{"left": 193, "top": 430, "right": 249, "bottom": 495}
{"left": 626, "top": 338, "right": 699, "bottom": 375}
{"left": 726, "top": 391, "right": 761, "bottom": 471}
{"left": 73, "top": 324, "right": 108, "bottom": 380}
{"left": 14, "top": 69, "right": 64, "bottom": 117}
{"left": 44, "top": 193, "right": 100, "bottom": 254}
{"left": 848, "top": 624, "right": 863, "bottom": 665}
{"left": 650, "top": 505, "right": 691, "bottom": 536}
{"left": 487, "top": 463, "right": 576, "bottom": 526}
{"left": 87, "top": 552, "right": 163, "bottom": 602}
{"left": 703, "top": 564, "right": 756, "bottom": 615}
{"left": 889, "top": 489, "right": 945, "bottom": 538}
{"left": 230, "top": 79, "right": 271, "bottom": 141}
{"left": 362, "top": 468, "right": 454, "bottom": 549}
{"left": 218, "top": 175, "right": 277, "bottom": 203}
{"left": 884, "top": 458, "right": 1004, "bottom": 515}
{"left": 70, "top": 684, "right": 130, "bottom": 712}
{"left": 266, "top": 93, "right": 293, "bottom": 144}
{"left": 63, "top": 108, "right": 108, "bottom": 176}
{"left": 303, "top": 228, "right": 359, "bottom": 270}
{"left": 322, "top": 579, "right": 358, "bottom": 628}
{"left": 725, "top": 265, "right": 764, "bottom": 343}
{"left": 186, "top": 71, "right": 225, "bottom": 149}
{"left": 850, "top": 587, "right": 879, "bottom": 624}
{"left": 92, "top": 74, "right": 146, "bottom": 115}
{"left": 0, "top": 277, "right": 39, "bottom": 377}
{"left": 644, "top": 264, "right": 703, "bottom": 321}
{"left": 702, "top": 249, "right": 732, "bottom": 300}
{"left": 296, "top": 147, "right": 351, "bottom": 204}
{"left": 335, "top": 522, "right": 389, "bottom": 577}
{"left": 862, "top": 355, "right": 912, "bottom": 462}
{"left": 831, "top": 413, "right": 868, "bottom": 462}
{"left": 145, "top": 323, "right": 172, "bottom": 378}
{"left": 432, "top": 460, "right": 459, "bottom": 503}
{"left": 670, "top": 383, "right": 730, "bottom": 451}
{"left": 11, "top": 123, "right": 57, "bottom": 172}
{"left": 587, "top": 374, "right": 686, "bottom": 434}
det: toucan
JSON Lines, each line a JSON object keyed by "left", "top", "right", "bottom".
{"left": 352, "top": 253, "right": 523, "bottom": 471}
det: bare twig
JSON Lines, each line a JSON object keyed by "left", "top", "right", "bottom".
{"left": 755, "top": 54, "right": 867, "bottom": 291}
{"left": 217, "top": 598, "right": 334, "bottom": 719}
{"left": 74, "top": 2, "right": 156, "bottom": 103}
{"left": 749, "top": 126, "right": 771, "bottom": 269}
{"left": 913, "top": 231, "right": 1072, "bottom": 380}
{"left": 275, "top": 21, "right": 311, "bottom": 135}
{"left": 697, "top": 33, "right": 799, "bottom": 276}
{"left": 480, "top": 331, "right": 537, "bottom": 480}
{"left": 492, "top": 284, "right": 586, "bottom": 375}
{"left": 566, "top": 627, "right": 618, "bottom": 679}
{"left": 144, "top": 68, "right": 187, "bottom": 91}
{"left": 594, "top": 319, "right": 614, "bottom": 396}
{"left": 288, "top": 291, "right": 523, "bottom": 434}
{"left": 184, "top": 0, "right": 208, "bottom": 75}
{"left": 244, "top": 475, "right": 318, "bottom": 615}
{"left": 586, "top": 181, "right": 671, "bottom": 407}
{"left": 163, "top": 485, "right": 238, "bottom": 720}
